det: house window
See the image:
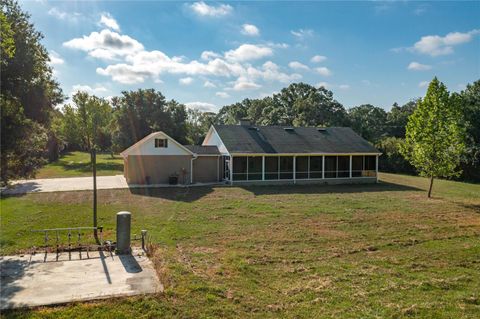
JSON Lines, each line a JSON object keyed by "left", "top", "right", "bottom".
{"left": 279, "top": 156, "right": 293, "bottom": 179}
{"left": 352, "top": 156, "right": 363, "bottom": 177}
{"left": 337, "top": 156, "right": 350, "bottom": 178}
{"left": 309, "top": 156, "right": 323, "bottom": 179}
{"left": 154, "top": 138, "right": 168, "bottom": 148}
{"left": 324, "top": 156, "right": 336, "bottom": 178}
{"left": 247, "top": 157, "right": 262, "bottom": 180}
{"left": 233, "top": 157, "right": 247, "bottom": 181}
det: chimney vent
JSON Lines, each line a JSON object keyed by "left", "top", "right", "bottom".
{"left": 238, "top": 118, "right": 251, "bottom": 126}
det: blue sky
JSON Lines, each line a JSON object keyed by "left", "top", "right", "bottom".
{"left": 22, "top": 1, "right": 480, "bottom": 112}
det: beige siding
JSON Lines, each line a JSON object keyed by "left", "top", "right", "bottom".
{"left": 126, "top": 155, "right": 192, "bottom": 184}
{"left": 193, "top": 156, "right": 220, "bottom": 183}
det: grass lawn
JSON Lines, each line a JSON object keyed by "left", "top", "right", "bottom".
{"left": 1, "top": 173, "right": 479, "bottom": 318}
{"left": 34, "top": 151, "right": 123, "bottom": 179}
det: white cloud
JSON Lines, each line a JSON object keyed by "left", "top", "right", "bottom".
{"left": 288, "top": 61, "right": 309, "bottom": 71}
{"left": 99, "top": 13, "right": 120, "bottom": 31}
{"left": 48, "top": 7, "right": 81, "bottom": 22}
{"left": 204, "top": 80, "right": 216, "bottom": 88}
{"left": 63, "top": 29, "right": 144, "bottom": 61}
{"left": 247, "top": 61, "right": 302, "bottom": 83}
{"left": 201, "top": 50, "right": 221, "bottom": 61}
{"left": 229, "top": 77, "right": 261, "bottom": 91}
{"left": 418, "top": 81, "right": 429, "bottom": 88}
{"left": 315, "top": 67, "right": 332, "bottom": 77}
{"left": 49, "top": 51, "right": 64, "bottom": 65}
{"left": 338, "top": 84, "right": 350, "bottom": 90}
{"left": 291, "top": 29, "right": 314, "bottom": 40}
{"left": 407, "top": 61, "right": 432, "bottom": 71}
{"left": 189, "top": 1, "right": 233, "bottom": 17}
{"left": 71, "top": 84, "right": 108, "bottom": 95}
{"left": 266, "top": 42, "right": 289, "bottom": 49}
{"left": 179, "top": 77, "right": 194, "bottom": 85}
{"left": 310, "top": 55, "right": 327, "bottom": 63}
{"left": 224, "top": 44, "right": 273, "bottom": 62}
{"left": 185, "top": 102, "right": 217, "bottom": 112}
{"left": 241, "top": 24, "right": 260, "bottom": 36}
{"left": 412, "top": 29, "right": 480, "bottom": 56}
{"left": 216, "top": 92, "right": 230, "bottom": 98}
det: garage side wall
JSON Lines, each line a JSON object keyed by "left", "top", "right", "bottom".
{"left": 126, "top": 155, "right": 192, "bottom": 184}
{"left": 193, "top": 156, "right": 220, "bottom": 183}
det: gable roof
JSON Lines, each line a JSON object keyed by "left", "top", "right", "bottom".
{"left": 184, "top": 145, "right": 220, "bottom": 155}
{"left": 212, "top": 125, "right": 380, "bottom": 154}
{"left": 120, "top": 131, "right": 194, "bottom": 158}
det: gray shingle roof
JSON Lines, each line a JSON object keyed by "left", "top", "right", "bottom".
{"left": 213, "top": 125, "right": 380, "bottom": 154}
{"left": 184, "top": 145, "right": 220, "bottom": 155}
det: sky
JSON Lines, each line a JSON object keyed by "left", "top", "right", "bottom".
{"left": 21, "top": 0, "right": 480, "bottom": 112}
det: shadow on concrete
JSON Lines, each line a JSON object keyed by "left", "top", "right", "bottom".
{"left": 118, "top": 254, "right": 142, "bottom": 273}
{"left": 0, "top": 258, "right": 30, "bottom": 310}
{"left": 98, "top": 251, "right": 112, "bottom": 284}
{"left": 1, "top": 182, "right": 42, "bottom": 196}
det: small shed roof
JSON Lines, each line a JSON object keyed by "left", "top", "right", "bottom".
{"left": 184, "top": 145, "right": 220, "bottom": 155}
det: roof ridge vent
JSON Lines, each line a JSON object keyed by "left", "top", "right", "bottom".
{"left": 283, "top": 127, "right": 295, "bottom": 132}
{"left": 248, "top": 126, "right": 259, "bottom": 131}
{"left": 317, "top": 127, "right": 327, "bottom": 132}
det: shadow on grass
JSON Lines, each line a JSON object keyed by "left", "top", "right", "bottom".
{"left": 51, "top": 162, "right": 123, "bottom": 173}
{"left": 129, "top": 180, "right": 421, "bottom": 202}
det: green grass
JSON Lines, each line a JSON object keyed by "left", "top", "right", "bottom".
{"left": 1, "top": 173, "right": 479, "bottom": 318}
{"left": 35, "top": 151, "right": 123, "bottom": 179}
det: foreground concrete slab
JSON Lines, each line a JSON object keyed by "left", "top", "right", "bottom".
{"left": 0, "top": 249, "right": 162, "bottom": 309}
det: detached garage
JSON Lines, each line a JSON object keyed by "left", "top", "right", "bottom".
{"left": 120, "top": 132, "right": 221, "bottom": 185}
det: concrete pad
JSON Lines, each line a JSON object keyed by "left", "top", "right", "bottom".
{"left": 0, "top": 249, "right": 162, "bottom": 309}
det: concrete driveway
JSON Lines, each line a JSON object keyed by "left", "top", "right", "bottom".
{"left": 2, "top": 175, "right": 129, "bottom": 195}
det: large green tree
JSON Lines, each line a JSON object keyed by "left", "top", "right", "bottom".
{"left": 0, "top": 0, "right": 63, "bottom": 184}
{"left": 348, "top": 104, "right": 388, "bottom": 142}
{"left": 402, "top": 78, "right": 466, "bottom": 197}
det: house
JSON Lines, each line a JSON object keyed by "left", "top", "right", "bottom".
{"left": 120, "top": 120, "right": 381, "bottom": 185}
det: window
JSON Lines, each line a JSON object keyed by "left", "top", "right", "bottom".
{"left": 248, "top": 157, "right": 262, "bottom": 180}
{"left": 265, "top": 156, "right": 279, "bottom": 180}
{"left": 309, "top": 156, "right": 323, "bottom": 179}
{"left": 337, "top": 156, "right": 349, "bottom": 178}
{"left": 324, "top": 156, "right": 336, "bottom": 178}
{"left": 280, "top": 157, "right": 293, "bottom": 179}
{"left": 154, "top": 138, "right": 168, "bottom": 148}
{"left": 233, "top": 157, "right": 247, "bottom": 181}
{"left": 295, "top": 157, "right": 309, "bottom": 179}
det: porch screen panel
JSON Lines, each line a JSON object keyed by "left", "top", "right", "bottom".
{"left": 265, "top": 156, "right": 279, "bottom": 180}
{"left": 324, "top": 156, "right": 336, "bottom": 178}
{"left": 364, "top": 155, "right": 377, "bottom": 177}
{"left": 337, "top": 156, "right": 349, "bottom": 178}
{"left": 309, "top": 156, "right": 322, "bottom": 178}
{"left": 279, "top": 157, "right": 293, "bottom": 179}
{"left": 295, "top": 156, "right": 308, "bottom": 179}
{"left": 233, "top": 157, "right": 247, "bottom": 181}
{"left": 352, "top": 156, "right": 363, "bottom": 177}
{"left": 248, "top": 157, "right": 262, "bottom": 180}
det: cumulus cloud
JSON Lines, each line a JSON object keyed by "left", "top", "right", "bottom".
{"left": 315, "top": 67, "right": 332, "bottom": 77}
{"left": 291, "top": 29, "right": 314, "bottom": 40}
{"left": 201, "top": 50, "right": 221, "bottom": 61}
{"left": 412, "top": 29, "right": 480, "bottom": 56}
{"left": 408, "top": 61, "right": 432, "bottom": 71}
{"left": 224, "top": 44, "right": 273, "bottom": 62}
{"left": 99, "top": 13, "right": 120, "bottom": 31}
{"left": 48, "top": 7, "right": 81, "bottom": 22}
{"left": 241, "top": 24, "right": 260, "bottom": 36}
{"left": 338, "top": 84, "right": 350, "bottom": 90}
{"left": 418, "top": 81, "right": 429, "bottom": 88}
{"left": 185, "top": 102, "right": 217, "bottom": 112}
{"left": 71, "top": 84, "right": 108, "bottom": 95}
{"left": 288, "top": 61, "right": 309, "bottom": 71}
{"left": 63, "top": 29, "right": 144, "bottom": 61}
{"left": 229, "top": 77, "right": 261, "bottom": 91}
{"left": 189, "top": 1, "right": 232, "bottom": 17}
{"left": 49, "top": 51, "right": 64, "bottom": 65}
{"left": 204, "top": 80, "right": 216, "bottom": 88}
{"left": 179, "top": 77, "right": 194, "bottom": 85}
{"left": 216, "top": 92, "right": 230, "bottom": 98}
{"left": 310, "top": 55, "right": 327, "bottom": 63}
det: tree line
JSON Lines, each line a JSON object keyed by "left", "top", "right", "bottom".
{"left": 1, "top": 0, "right": 479, "bottom": 187}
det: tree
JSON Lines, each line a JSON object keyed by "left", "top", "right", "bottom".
{"left": 402, "top": 78, "right": 466, "bottom": 197}
{"left": 348, "top": 104, "right": 388, "bottom": 142}
{"left": 186, "top": 109, "right": 216, "bottom": 144}
{"left": 0, "top": 0, "right": 64, "bottom": 184}
{"left": 386, "top": 100, "right": 417, "bottom": 138}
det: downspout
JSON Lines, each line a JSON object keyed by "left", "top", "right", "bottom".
{"left": 190, "top": 154, "right": 198, "bottom": 185}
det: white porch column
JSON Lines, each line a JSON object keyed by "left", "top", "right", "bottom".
{"left": 262, "top": 156, "right": 265, "bottom": 181}
{"left": 349, "top": 155, "right": 352, "bottom": 178}
{"left": 322, "top": 155, "right": 325, "bottom": 179}
{"left": 293, "top": 156, "right": 296, "bottom": 183}
{"left": 230, "top": 156, "right": 233, "bottom": 185}
{"left": 376, "top": 155, "right": 379, "bottom": 183}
